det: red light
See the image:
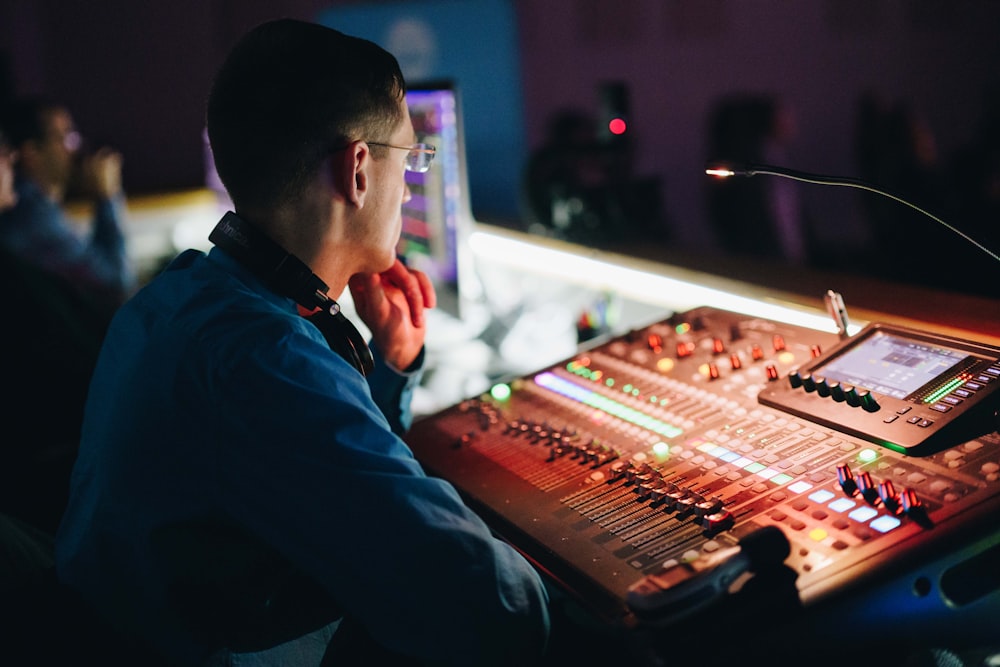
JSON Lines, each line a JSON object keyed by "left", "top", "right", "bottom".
{"left": 608, "top": 118, "right": 627, "bottom": 135}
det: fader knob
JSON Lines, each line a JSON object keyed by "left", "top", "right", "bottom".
{"left": 856, "top": 471, "right": 879, "bottom": 505}
{"left": 878, "top": 480, "right": 901, "bottom": 515}
{"left": 836, "top": 463, "right": 858, "bottom": 497}
{"left": 694, "top": 497, "right": 724, "bottom": 518}
{"left": 702, "top": 510, "right": 734, "bottom": 534}
{"left": 900, "top": 488, "right": 932, "bottom": 528}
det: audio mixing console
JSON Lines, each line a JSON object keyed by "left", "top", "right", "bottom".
{"left": 405, "top": 305, "right": 1000, "bottom": 653}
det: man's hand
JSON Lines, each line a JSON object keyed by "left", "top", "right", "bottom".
{"left": 80, "top": 147, "right": 123, "bottom": 201}
{"left": 349, "top": 258, "right": 436, "bottom": 371}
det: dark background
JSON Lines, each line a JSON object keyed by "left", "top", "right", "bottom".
{"left": 2, "top": 0, "right": 999, "bottom": 297}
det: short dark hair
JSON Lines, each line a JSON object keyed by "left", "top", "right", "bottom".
{"left": 206, "top": 19, "right": 407, "bottom": 211}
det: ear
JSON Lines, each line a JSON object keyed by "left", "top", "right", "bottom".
{"left": 331, "top": 140, "right": 370, "bottom": 209}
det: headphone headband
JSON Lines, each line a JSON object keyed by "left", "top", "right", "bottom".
{"left": 208, "top": 212, "right": 374, "bottom": 376}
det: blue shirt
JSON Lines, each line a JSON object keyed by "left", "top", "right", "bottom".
{"left": 55, "top": 246, "right": 550, "bottom": 665}
{"left": 0, "top": 178, "right": 135, "bottom": 301}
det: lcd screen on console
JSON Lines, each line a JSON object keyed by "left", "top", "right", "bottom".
{"left": 815, "top": 331, "right": 970, "bottom": 400}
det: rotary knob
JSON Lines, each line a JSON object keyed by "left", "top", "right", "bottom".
{"left": 858, "top": 389, "right": 880, "bottom": 413}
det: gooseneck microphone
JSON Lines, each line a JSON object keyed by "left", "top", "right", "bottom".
{"left": 705, "top": 162, "right": 1000, "bottom": 264}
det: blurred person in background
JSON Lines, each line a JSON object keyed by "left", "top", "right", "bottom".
{"left": 0, "top": 100, "right": 130, "bottom": 535}
{"left": 0, "top": 95, "right": 135, "bottom": 309}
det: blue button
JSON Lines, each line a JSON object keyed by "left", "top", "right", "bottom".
{"left": 809, "top": 489, "right": 835, "bottom": 503}
{"left": 870, "top": 515, "right": 902, "bottom": 533}
{"left": 849, "top": 506, "right": 878, "bottom": 522}
{"left": 829, "top": 498, "right": 857, "bottom": 513}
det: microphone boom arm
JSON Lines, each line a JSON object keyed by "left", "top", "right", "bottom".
{"left": 705, "top": 162, "right": 1000, "bottom": 264}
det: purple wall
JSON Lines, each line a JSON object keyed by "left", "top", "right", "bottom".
{"left": 3, "top": 0, "right": 999, "bottom": 258}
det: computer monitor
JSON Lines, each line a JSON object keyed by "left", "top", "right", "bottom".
{"left": 398, "top": 80, "right": 476, "bottom": 319}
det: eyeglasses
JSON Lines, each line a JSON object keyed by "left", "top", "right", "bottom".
{"left": 367, "top": 142, "right": 436, "bottom": 173}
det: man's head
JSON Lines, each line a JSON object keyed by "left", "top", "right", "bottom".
{"left": 1, "top": 96, "right": 81, "bottom": 200}
{"left": 206, "top": 19, "right": 408, "bottom": 216}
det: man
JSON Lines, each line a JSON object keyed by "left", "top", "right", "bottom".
{"left": 55, "top": 18, "right": 550, "bottom": 667}
{"left": 0, "top": 96, "right": 134, "bottom": 308}
{"left": 0, "top": 113, "right": 123, "bottom": 536}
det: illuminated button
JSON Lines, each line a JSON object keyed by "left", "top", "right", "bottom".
{"left": 751, "top": 344, "right": 764, "bottom": 361}
{"left": 929, "top": 404, "right": 952, "bottom": 413}
{"left": 952, "top": 388, "right": 972, "bottom": 398}
{"left": 858, "top": 449, "right": 878, "bottom": 463}
{"left": 964, "top": 381, "right": 983, "bottom": 391}
{"left": 849, "top": 506, "right": 878, "bottom": 522}
{"left": 676, "top": 341, "right": 695, "bottom": 358}
{"left": 647, "top": 333, "right": 663, "bottom": 352}
{"left": 712, "top": 338, "right": 726, "bottom": 354}
{"left": 773, "top": 335, "right": 786, "bottom": 352}
{"left": 808, "top": 489, "right": 835, "bottom": 503}
{"left": 788, "top": 480, "right": 813, "bottom": 494}
{"left": 730, "top": 353, "right": 742, "bottom": 370}
{"left": 974, "top": 375, "right": 993, "bottom": 384}
{"left": 869, "top": 515, "right": 902, "bottom": 533}
{"left": 941, "top": 396, "right": 963, "bottom": 405}
{"left": 828, "top": 498, "right": 856, "bottom": 513}
{"left": 656, "top": 358, "right": 675, "bottom": 373}
{"left": 808, "top": 528, "right": 827, "bottom": 542}
{"left": 810, "top": 345, "right": 822, "bottom": 358}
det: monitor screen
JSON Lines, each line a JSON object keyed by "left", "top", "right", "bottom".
{"left": 813, "top": 330, "right": 971, "bottom": 400}
{"left": 398, "top": 80, "right": 474, "bottom": 318}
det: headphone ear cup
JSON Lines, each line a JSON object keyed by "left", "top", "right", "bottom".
{"left": 306, "top": 309, "right": 375, "bottom": 377}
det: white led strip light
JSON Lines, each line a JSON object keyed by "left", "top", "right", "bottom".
{"left": 468, "top": 229, "right": 865, "bottom": 336}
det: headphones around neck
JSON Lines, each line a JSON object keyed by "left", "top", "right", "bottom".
{"left": 208, "top": 211, "right": 374, "bottom": 376}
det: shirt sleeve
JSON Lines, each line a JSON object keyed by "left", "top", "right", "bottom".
{"left": 366, "top": 344, "right": 425, "bottom": 436}
{"left": 207, "top": 322, "right": 551, "bottom": 666}
{"left": 88, "top": 195, "right": 135, "bottom": 295}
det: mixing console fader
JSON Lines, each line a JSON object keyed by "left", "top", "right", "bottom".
{"left": 405, "top": 306, "right": 1000, "bottom": 650}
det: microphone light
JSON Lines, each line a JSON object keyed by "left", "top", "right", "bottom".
{"left": 705, "top": 162, "right": 1000, "bottom": 264}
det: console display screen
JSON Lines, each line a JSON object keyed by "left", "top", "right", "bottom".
{"left": 816, "top": 331, "right": 970, "bottom": 399}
